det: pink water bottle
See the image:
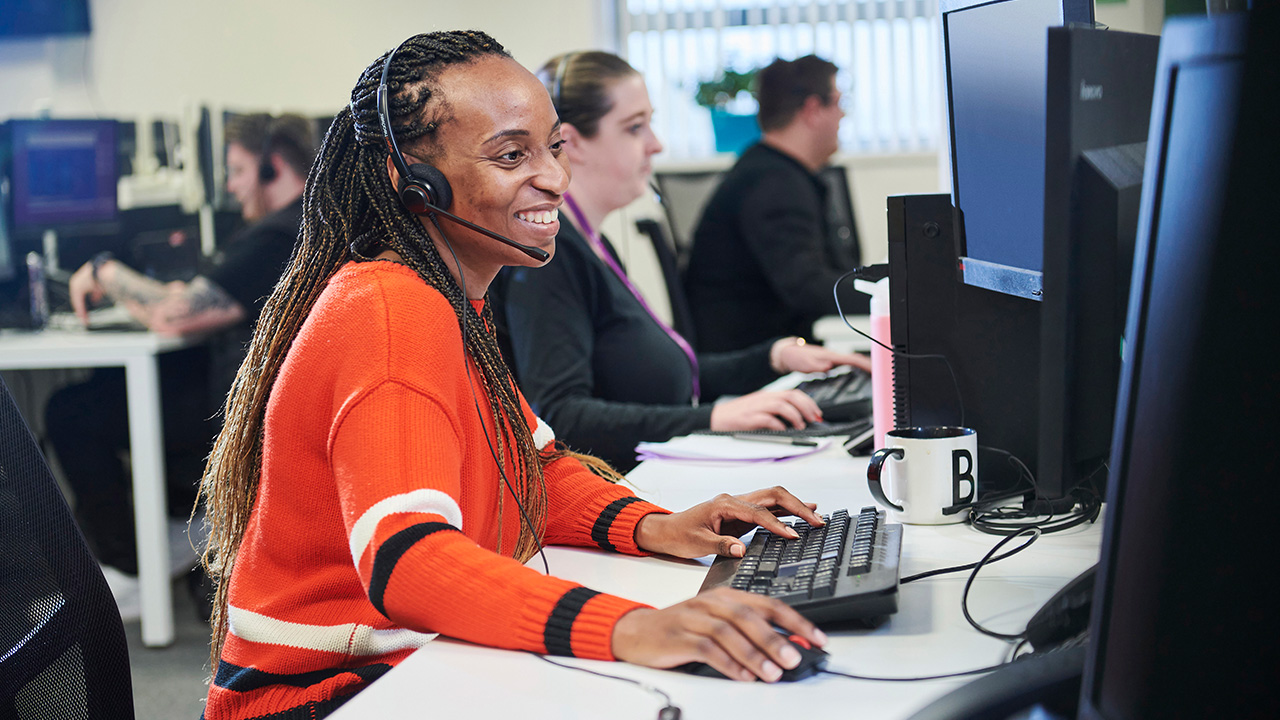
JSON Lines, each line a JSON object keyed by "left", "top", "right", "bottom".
{"left": 855, "top": 278, "right": 893, "bottom": 450}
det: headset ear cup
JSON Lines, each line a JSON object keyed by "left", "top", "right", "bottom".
{"left": 258, "top": 154, "right": 277, "bottom": 183}
{"left": 398, "top": 183, "right": 431, "bottom": 215}
{"left": 405, "top": 163, "right": 453, "bottom": 211}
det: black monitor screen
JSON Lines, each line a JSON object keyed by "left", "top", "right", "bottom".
{"left": 942, "top": 0, "right": 1091, "bottom": 298}
{"left": 1081, "top": 10, "right": 1280, "bottom": 719}
{"left": 9, "top": 119, "right": 118, "bottom": 235}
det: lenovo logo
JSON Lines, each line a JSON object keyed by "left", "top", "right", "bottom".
{"left": 1080, "top": 80, "right": 1104, "bottom": 101}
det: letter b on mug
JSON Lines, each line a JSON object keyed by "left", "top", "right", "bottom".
{"left": 867, "top": 427, "right": 978, "bottom": 525}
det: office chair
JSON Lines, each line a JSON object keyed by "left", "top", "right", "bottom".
{"left": 817, "top": 165, "right": 863, "bottom": 268}
{"left": 0, "top": 375, "right": 135, "bottom": 719}
{"left": 634, "top": 218, "right": 699, "bottom": 344}
{"left": 652, "top": 169, "right": 727, "bottom": 261}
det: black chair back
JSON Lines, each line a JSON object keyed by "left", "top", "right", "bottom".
{"left": 0, "top": 374, "right": 135, "bottom": 719}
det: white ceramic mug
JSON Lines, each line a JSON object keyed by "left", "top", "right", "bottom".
{"left": 866, "top": 426, "right": 977, "bottom": 525}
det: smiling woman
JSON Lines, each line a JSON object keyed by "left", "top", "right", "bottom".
{"left": 196, "top": 30, "right": 831, "bottom": 720}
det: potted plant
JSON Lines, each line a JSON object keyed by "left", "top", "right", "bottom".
{"left": 695, "top": 67, "right": 762, "bottom": 154}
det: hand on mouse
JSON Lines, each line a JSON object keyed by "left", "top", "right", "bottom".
{"left": 610, "top": 587, "right": 827, "bottom": 682}
{"left": 633, "top": 486, "right": 824, "bottom": 560}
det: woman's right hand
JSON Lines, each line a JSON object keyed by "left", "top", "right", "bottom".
{"left": 610, "top": 587, "right": 827, "bottom": 682}
{"left": 708, "top": 389, "right": 822, "bottom": 432}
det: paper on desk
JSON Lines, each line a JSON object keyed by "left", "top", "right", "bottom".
{"left": 635, "top": 435, "right": 831, "bottom": 464}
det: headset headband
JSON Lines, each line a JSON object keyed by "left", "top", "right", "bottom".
{"left": 550, "top": 51, "right": 577, "bottom": 113}
{"left": 378, "top": 38, "right": 416, "bottom": 189}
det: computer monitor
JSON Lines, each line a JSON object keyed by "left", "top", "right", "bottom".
{"left": 1080, "top": 9, "right": 1280, "bottom": 718}
{"left": 941, "top": 0, "right": 1092, "bottom": 300}
{"left": 0, "top": 0, "right": 90, "bottom": 39}
{"left": 7, "top": 119, "right": 119, "bottom": 239}
{"left": 1036, "top": 28, "right": 1159, "bottom": 508}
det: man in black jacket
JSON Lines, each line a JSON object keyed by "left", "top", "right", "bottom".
{"left": 684, "top": 55, "right": 865, "bottom": 352}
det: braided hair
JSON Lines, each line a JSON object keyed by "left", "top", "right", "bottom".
{"left": 199, "top": 30, "right": 584, "bottom": 665}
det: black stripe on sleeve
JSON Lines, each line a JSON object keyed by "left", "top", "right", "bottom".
{"left": 369, "top": 521, "right": 460, "bottom": 617}
{"left": 213, "top": 659, "right": 391, "bottom": 692}
{"left": 590, "top": 497, "right": 644, "bottom": 552}
{"left": 543, "top": 587, "right": 602, "bottom": 657}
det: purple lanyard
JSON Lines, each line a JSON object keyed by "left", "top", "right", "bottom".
{"left": 563, "top": 193, "right": 701, "bottom": 403}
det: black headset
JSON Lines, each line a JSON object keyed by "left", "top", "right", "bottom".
{"left": 374, "top": 38, "right": 550, "bottom": 262}
{"left": 377, "top": 39, "right": 454, "bottom": 215}
{"left": 257, "top": 118, "right": 278, "bottom": 183}
{"left": 550, "top": 51, "right": 578, "bottom": 113}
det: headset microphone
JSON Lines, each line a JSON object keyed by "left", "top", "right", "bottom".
{"left": 415, "top": 190, "right": 551, "bottom": 264}
{"left": 377, "top": 40, "right": 551, "bottom": 264}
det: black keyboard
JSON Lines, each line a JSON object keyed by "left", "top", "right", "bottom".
{"left": 797, "top": 369, "right": 872, "bottom": 422}
{"left": 698, "top": 507, "right": 901, "bottom": 625}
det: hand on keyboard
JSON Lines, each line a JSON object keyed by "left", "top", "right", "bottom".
{"left": 771, "top": 338, "right": 871, "bottom": 375}
{"left": 633, "top": 486, "right": 824, "bottom": 559}
{"left": 611, "top": 587, "right": 827, "bottom": 683}
{"left": 708, "top": 389, "right": 823, "bottom": 432}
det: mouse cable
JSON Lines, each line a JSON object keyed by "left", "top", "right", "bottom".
{"left": 821, "top": 634, "right": 1073, "bottom": 684}
{"left": 435, "top": 217, "right": 550, "bottom": 576}
{"left": 832, "top": 269, "right": 966, "bottom": 427}
{"left": 899, "top": 524, "right": 1041, "bottom": 584}
{"left": 533, "top": 653, "right": 682, "bottom": 720}
{"left": 820, "top": 661, "right": 1008, "bottom": 683}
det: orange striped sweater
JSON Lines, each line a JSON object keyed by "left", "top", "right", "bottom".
{"left": 204, "top": 261, "right": 668, "bottom": 719}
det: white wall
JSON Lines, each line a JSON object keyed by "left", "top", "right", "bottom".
{"left": 0, "top": 0, "right": 607, "bottom": 121}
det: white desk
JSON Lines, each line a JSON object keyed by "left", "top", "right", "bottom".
{"left": 0, "top": 328, "right": 198, "bottom": 647}
{"left": 331, "top": 445, "right": 1102, "bottom": 719}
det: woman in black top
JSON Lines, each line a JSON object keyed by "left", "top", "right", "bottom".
{"left": 496, "top": 51, "right": 869, "bottom": 471}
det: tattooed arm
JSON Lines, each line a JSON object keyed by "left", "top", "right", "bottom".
{"left": 69, "top": 257, "right": 246, "bottom": 335}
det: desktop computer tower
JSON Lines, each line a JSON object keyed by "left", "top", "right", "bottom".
{"left": 887, "top": 193, "right": 1040, "bottom": 496}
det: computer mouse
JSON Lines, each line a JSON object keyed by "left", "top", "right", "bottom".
{"left": 670, "top": 632, "right": 828, "bottom": 682}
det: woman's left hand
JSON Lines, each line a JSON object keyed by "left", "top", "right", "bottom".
{"left": 771, "top": 337, "right": 872, "bottom": 375}
{"left": 634, "top": 487, "right": 824, "bottom": 559}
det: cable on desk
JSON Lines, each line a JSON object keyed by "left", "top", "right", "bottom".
{"left": 899, "top": 526, "right": 1041, "bottom": 584}
{"left": 533, "top": 654, "right": 682, "bottom": 720}
{"left": 968, "top": 450, "right": 1104, "bottom": 536}
{"left": 960, "top": 527, "right": 1043, "bottom": 641}
{"left": 821, "top": 661, "right": 1009, "bottom": 683}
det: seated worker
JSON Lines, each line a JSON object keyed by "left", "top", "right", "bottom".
{"left": 683, "top": 55, "right": 868, "bottom": 353}
{"left": 198, "top": 32, "right": 829, "bottom": 719}
{"left": 44, "top": 113, "right": 315, "bottom": 598}
{"left": 494, "top": 51, "right": 871, "bottom": 472}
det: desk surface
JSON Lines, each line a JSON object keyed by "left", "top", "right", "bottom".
{"left": 0, "top": 328, "right": 191, "bottom": 369}
{"left": 331, "top": 446, "right": 1102, "bottom": 719}
{"left": 1, "top": 326, "right": 200, "bottom": 647}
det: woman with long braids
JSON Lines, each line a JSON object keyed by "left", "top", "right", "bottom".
{"left": 496, "top": 51, "right": 871, "bottom": 473}
{"left": 200, "top": 31, "right": 827, "bottom": 719}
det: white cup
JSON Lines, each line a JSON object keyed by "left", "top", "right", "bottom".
{"left": 866, "top": 426, "right": 977, "bottom": 525}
